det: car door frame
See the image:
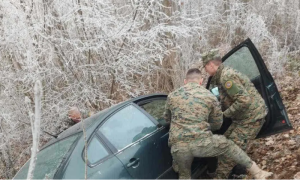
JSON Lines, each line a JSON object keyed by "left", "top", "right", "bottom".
{"left": 85, "top": 102, "right": 171, "bottom": 178}
{"left": 82, "top": 132, "right": 115, "bottom": 167}
{"left": 206, "top": 38, "right": 292, "bottom": 138}
{"left": 83, "top": 102, "right": 163, "bottom": 157}
{"left": 135, "top": 96, "right": 209, "bottom": 179}
{"left": 134, "top": 97, "right": 178, "bottom": 178}
{"left": 96, "top": 103, "right": 163, "bottom": 152}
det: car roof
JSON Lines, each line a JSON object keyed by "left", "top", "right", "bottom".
{"left": 41, "top": 93, "right": 167, "bottom": 150}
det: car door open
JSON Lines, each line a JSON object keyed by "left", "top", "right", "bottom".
{"left": 207, "top": 38, "right": 293, "bottom": 138}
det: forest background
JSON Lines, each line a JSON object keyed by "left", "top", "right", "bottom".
{"left": 1, "top": 0, "right": 300, "bottom": 178}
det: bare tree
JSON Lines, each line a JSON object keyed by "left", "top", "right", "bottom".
{"left": 27, "top": 80, "right": 42, "bottom": 180}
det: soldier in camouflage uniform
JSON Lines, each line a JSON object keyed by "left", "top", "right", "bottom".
{"left": 57, "top": 107, "right": 91, "bottom": 134}
{"left": 164, "top": 68, "right": 272, "bottom": 179}
{"left": 202, "top": 49, "right": 268, "bottom": 179}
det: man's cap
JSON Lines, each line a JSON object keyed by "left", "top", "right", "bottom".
{"left": 201, "top": 49, "right": 221, "bottom": 66}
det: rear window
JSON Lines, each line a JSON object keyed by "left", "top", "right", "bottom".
{"left": 139, "top": 99, "right": 166, "bottom": 124}
{"left": 223, "top": 47, "right": 260, "bottom": 80}
{"left": 14, "top": 134, "right": 80, "bottom": 179}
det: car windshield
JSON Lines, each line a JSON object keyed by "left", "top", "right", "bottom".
{"left": 13, "top": 134, "right": 80, "bottom": 179}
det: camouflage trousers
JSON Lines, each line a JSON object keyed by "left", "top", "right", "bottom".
{"left": 215, "top": 119, "right": 265, "bottom": 179}
{"left": 170, "top": 135, "right": 253, "bottom": 179}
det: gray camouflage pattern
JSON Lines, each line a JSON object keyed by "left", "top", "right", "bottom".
{"left": 164, "top": 82, "right": 223, "bottom": 146}
{"left": 210, "top": 64, "right": 267, "bottom": 178}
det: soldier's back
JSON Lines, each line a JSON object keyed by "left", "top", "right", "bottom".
{"left": 168, "top": 82, "right": 217, "bottom": 143}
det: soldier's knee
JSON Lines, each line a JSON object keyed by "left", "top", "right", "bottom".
{"left": 215, "top": 135, "right": 232, "bottom": 148}
{"left": 227, "top": 138, "right": 235, "bottom": 146}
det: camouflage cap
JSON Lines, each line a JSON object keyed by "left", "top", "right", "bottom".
{"left": 201, "top": 49, "right": 221, "bottom": 66}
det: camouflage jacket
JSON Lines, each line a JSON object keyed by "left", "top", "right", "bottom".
{"left": 164, "top": 82, "right": 223, "bottom": 145}
{"left": 210, "top": 64, "right": 267, "bottom": 124}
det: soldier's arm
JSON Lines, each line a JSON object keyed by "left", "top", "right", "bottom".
{"left": 221, "top": 74, "right": 251, "bottom": 118}
{"left": 208, "top": 97, "right": 223, "bottom": 131}
{"left": 163, "top": 97, "right": 172, "bottom": 124}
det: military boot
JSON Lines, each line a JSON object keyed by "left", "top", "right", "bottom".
{"left": 247, "top": 162, "right": 273, "bottom": 179}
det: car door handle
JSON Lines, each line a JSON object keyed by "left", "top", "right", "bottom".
{"left": 127, "top": 158, "right": 140, "bottom": 168}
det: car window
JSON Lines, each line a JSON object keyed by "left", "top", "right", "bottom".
{"left": 99, "top": 105, "right": 157, "bottom": 150}
{"left": 87, "top": 137, "right": 110, "bottom": 164}
{"left": 223, "top": 47, "right": 260, "bottom": 80}
{"left": 14, "top": 134, "right": 80, "bottom": 179}
{"left": 139, "top": 99, "right": 167, "bottom": 125}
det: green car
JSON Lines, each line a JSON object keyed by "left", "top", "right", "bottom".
{"left": 14, "top": 39, "right": 292, "bottom": 179}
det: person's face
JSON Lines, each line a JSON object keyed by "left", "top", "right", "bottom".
{"left": 204, "top": 61, "right": 217, "bottom": 76}
{"left": 69, "top": 110, "right": 81, "bottom": 122}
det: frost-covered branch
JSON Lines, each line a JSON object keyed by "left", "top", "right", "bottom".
{"left": 27, "top": 80, "right": 42, "bottom": 180}
{"left": 0, "top": 0, "right": 300, "bottom": 178}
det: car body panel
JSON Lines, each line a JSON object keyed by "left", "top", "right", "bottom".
{"left": 114, "top": 127, "right": 173, "bottom": 179}
{"left": 56, "top": 94, "right": 173, "bottom": 179}
{"left": 89, "top": 100, "right": 174, "bottom": 179}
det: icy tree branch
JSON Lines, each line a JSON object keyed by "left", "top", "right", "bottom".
{"left": 26, "top": 80, "right": 42, "bottom": 180}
